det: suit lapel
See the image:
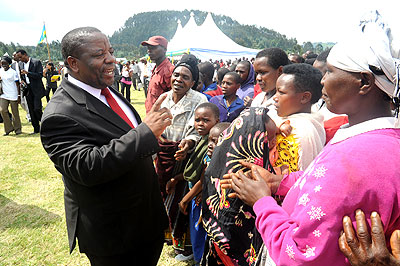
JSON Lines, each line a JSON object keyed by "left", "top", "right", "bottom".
{"left": 62, "top": 79, "right": 133, "bottom": 132}
{"left": 28, "top": 59, "right": 34, "bottom": 72}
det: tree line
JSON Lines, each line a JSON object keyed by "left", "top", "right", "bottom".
{"left": 0, "top": 10, "right": 333, "bottom": 62}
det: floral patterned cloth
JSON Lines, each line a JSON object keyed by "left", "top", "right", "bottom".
{"left": 202, "top": 107, "right": 272, "bottom": 265}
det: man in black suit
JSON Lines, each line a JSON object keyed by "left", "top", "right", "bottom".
{"left": 11, "top": 51, "right": 31, "bottom": 122}
{"left": 16, "top": 49, "right": 45, "bottom": 134}
{"left": 40, "top": 27, "right": 172, "bottom": 266}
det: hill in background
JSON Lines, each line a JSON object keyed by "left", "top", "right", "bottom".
{"left": 110, "top": 9, "right": 301, "bottom": 58}
{"left": 0, "top": 10, "right": 334, "bottom": 61}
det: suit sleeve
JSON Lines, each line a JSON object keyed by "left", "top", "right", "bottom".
{"left": 40, "top": 113, "right": 160, "bottom": 187}
{"left": 27, "top": 60, "right": 43, "bottom": 80}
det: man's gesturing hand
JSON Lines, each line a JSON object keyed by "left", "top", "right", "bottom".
{"left": 143, "top": 94, "right": 172, "bottom": 138}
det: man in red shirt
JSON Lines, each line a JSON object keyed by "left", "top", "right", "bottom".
{"left": 141, "top": 36, "right": 174, "bottom": 113}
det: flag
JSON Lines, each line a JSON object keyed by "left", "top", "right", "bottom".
{"left": 38, "top": 24, "right": 46, "bottom": 44}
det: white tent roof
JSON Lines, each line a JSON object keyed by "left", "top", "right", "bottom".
{"left": 167, "top": 13, "right": 259, "bottom": 61}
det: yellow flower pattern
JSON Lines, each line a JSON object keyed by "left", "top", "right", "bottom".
{"left": 274, "top": 134, "right": 300, "bottom": 173}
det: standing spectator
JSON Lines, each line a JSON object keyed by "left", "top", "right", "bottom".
{"left": 120, "top": 61, "right": 133, "bottom": 103}
{"left": 210, "top": 72, "right": 245, "bottom": 122}
{"left": 113, "top": 62, "right": 121, "bottom": 92}
{"left": 138, "top": 57, "right": 151, "bottom": 97}
{"left": 289, "top": 53, "right": 305, "bottom": 64}
{"left": 156, "top": 54, "right": 208, "bottom": 260}
{"left": 11, "top": 51, "right": 30, "bottom": 122}
{"left": 235, "top": 60, "right": 255, "bottom": 100}
{"left": 16, "top": 49, "right": 45, "bottom": 134}
{"left": 43, "top": 62, "right": 59, "bottom": 102}
{"left": 251, "top": 48, "right": 290, "bottom": 118}
{"left": 130, "top": 60, "right": 141, "bottom": 91}
{"left": 141, "top": 36, "right": 174, "bottom": 114}
{"left": 198, "top": 61, "right": 222, "bottom": 100}
{"left": 0, "top": 56, "right": 22, "bottom": 135}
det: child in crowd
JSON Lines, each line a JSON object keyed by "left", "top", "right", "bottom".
{"left": 271, "top": 63, "right": 326, "bottom": 172}
{"left": 177, "top": 103, "right": 220, "bottom": 264}
{"left": 210, "top": 72, "right": 245, "bottom": 122}
{"left": 198, "top": 62, "right": 222, "bottom": 100}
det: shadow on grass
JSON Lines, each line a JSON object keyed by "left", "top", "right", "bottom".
{"left": 2, "top": 133, "right": 40, "bottom": 139}
{"left": 0, "top": 194, "right": 61, "bottom": 230}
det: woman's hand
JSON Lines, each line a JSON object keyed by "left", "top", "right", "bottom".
{"left": 243, "top": 96, "right": 253, "bottom": 107}
{"left": 222, "top": 168, "right": 271, "bottom": 207}
{"left": 339, "top": 210, "right": 400, "bottom": 266}
{"left": 166, "top": 178, "right": 178, "bottom": 194}
{"left": 179, "top": 199, "right": 189, "bottom": 215}
{"left": 174, "top": 139, "right": 194, "bottom": 161}
{"left": 240, "top": 161, "right": 284, "bottom": 194}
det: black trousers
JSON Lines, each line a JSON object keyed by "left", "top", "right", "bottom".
{"left": 25, "top": 89, "right": 43, "bottom": 133}
{"left": 85, "top": 237, "right": 164, "bottom": 266}
{"left": 121, "top": 83, "right": 131, "bottom": 103}
{"left": 45, "top": 86, "right": 57, "bottom": 102}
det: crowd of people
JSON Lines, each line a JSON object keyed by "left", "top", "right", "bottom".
{"left": 2, "top": 9, "right": 400, "bottom": 266}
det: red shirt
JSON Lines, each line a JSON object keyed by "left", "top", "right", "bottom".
{"left": 204, "top": 85, "right": 223, "bottom": 98}
{"left": 324, "top": 115, "right": 349, "bottom": 144}
{"left": 253, "top": 83, "right": 262, "bottom": 98}
{"left": 145, "top": 58, "right": 174, "bottom": 113}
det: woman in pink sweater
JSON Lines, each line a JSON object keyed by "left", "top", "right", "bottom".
{"left": 222, "top": 11, "right": 400, "bottom": 265}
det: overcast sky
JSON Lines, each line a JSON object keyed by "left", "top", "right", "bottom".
{"left": 0, "top": 0, "right": 397, "bottom": 46}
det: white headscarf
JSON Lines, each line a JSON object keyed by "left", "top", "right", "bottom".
{"left": 327, "top": 10, "right": 400, "bottom": 99}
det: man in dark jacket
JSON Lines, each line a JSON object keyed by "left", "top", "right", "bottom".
{"left": 16, "top": 49, "right": 45, "bottom": 134}
{"left": 40, "top": 27, "right": 172, "bottom": 266}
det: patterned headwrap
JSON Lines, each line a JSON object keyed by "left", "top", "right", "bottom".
{"left": 327, "top": 10, "right": 400, "bottom": 110}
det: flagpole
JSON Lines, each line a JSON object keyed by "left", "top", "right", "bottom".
{"left": 44, "top": 22, "right": 51, "bottom": 62}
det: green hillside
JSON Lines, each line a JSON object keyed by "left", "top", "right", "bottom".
{"left": 109, "top": 9, "right": 300, "bottom": 58}
{"left": 1, "top": 10, "right": 334, "bottom": 61}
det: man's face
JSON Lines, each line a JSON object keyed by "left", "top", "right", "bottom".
{"left": 13, "top": 53, "right": 20, "bottom": 62}
{"left": 235, "top": 63, "right": 249, "bottom": 84}
{"left": 146, "top": 45, "right": 165, "bottom": 62}
{"left": 313, "top": 60, "right": 328, "bottom": 76}
{"left": 69, "top": 32, "right": 116, "bottom": 89}
{"left": 16, "top": 52, "right": 28, "bottom": 63}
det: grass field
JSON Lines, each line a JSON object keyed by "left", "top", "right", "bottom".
{"left": 0, "top": 86, "right": 194, "bottom": 265}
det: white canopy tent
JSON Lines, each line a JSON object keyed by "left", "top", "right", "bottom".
{"left": 167, "top": 13, "right": 259, "bottom": 61}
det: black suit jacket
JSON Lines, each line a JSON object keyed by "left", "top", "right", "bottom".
{"left": 40, "top": 78, "right": 168, "bottom": 256}
{"left": 19, "top": 58, "right": 45, "bottom": 98}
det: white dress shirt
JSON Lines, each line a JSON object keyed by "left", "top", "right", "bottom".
{"left": 23, "top": 58, "right": 31, "bottom": 84}
{"left": 68, "top": 75, "right": 138, "bottom": 127}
